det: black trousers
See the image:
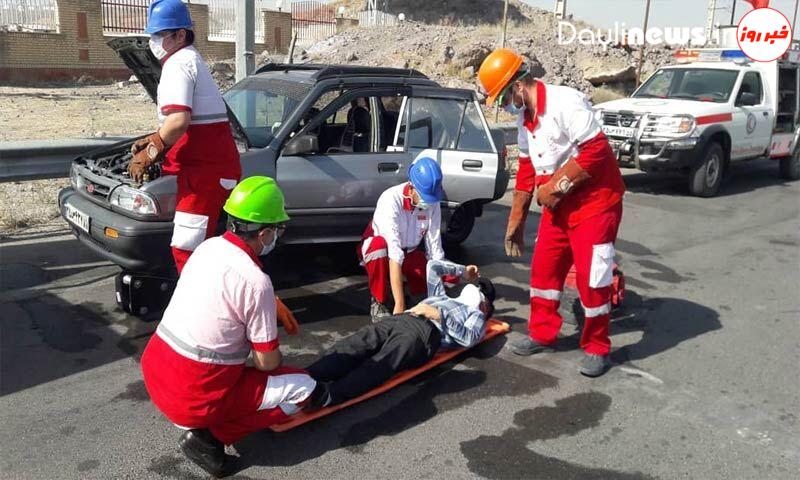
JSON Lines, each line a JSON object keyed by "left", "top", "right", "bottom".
{"left": 306, "top": 314, "right": 442, "bottom": 405}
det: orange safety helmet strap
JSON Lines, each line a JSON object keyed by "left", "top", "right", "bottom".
{"left": 478, "top": 48, "right": 525, "bottom": 105}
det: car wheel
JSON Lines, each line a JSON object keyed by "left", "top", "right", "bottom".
{"left": 689, "top": 142, "right": 725, "bottom": 197}
{"left": 779, "top": 147, "right": 800, "bottom": 180}
{"left": 443, "top": 204, "right": 476, "bottom": 246}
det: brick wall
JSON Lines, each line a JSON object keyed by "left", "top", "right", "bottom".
{"left": 0, "top": 1, "right": 293, "bottom": 83}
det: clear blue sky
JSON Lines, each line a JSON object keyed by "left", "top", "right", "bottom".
{"left": 521, "top": 0, "right": 799, "bottom": 34}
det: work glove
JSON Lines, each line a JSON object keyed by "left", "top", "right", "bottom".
{"left": 536, "top": 159, "right": 591, "bottom": 210}
{"left": 128, "top": 132, "right": 167, "bottom": 183}
{"left": 275, "top": 296, "right": 299, "bottom": 335}
{"left": 505, "top": 190, "right": 532, "bottom": 257}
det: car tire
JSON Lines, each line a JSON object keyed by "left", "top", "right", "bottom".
{"left": 443, "top": 204, "right": 476, "bottom": 246}
{"left": 688, "top": 141, "right": 725, "bottom": 197}
{"left": 779, "top": 147, "right": 800, "bottom": 180}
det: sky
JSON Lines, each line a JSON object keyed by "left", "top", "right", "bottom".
{"left": 521, "top": 0, "right": 799, "bottom": 34}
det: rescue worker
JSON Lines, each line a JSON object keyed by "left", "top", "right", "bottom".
{"left": 359, "top": 157, "right": 448, "bottom": 321}
{"left": 131, "top": 0, "right": 241, "bottom": 274}
{"left": 141, "top": 177, "right": 325, "bottom": 477}
{"left": 478, "top": 48, "right": 626, "bottom": 377}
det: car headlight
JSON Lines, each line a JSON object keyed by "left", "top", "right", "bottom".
{"left": 594, "top": 108, "right": 604, "bottom": 123}
{"left": 109, "top": 185, "right": 159, "bottom": 216}
{"left": 652, "top": 115, "right": 695, "bottom": 136}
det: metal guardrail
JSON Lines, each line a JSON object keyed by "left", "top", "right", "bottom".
{"left": 0, "top": 124, "right": 517, "bottom": 183}
{"left": 0, "top": 137, "right": 131, "bottom": 182}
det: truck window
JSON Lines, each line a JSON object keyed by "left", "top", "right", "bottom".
{"left": 457, "top": 101, "right": 494, "bottom": 153}
{"left": 223, "top": 78, "right": 307, "bottom": 148}
{"left": 315, "top": 96, "right": 375, "bottom": 154}
{"left": 397, "top": 97, "right": 491, "bottom": 152}
{"left": 737, "top": 71, "right": 764, "bottom": 105}
{"left": 635, "top": 68, "right": 739, "bottom": 103}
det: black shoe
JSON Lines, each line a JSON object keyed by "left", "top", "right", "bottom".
{"left": 579, "top": 353, "right": 611, "bottom": 378}
{"left": 509, "top": 337, "right": 555, "bottom": 356}
{"left": 178, "top": 429, "right": 230, "bottom": 478}
{"left": 303, "top": 381, "right": 332, "bottom": 411}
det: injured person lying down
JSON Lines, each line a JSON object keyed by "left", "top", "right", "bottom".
{"left": 306, "top": 259, "right": 496, "bottom": 408}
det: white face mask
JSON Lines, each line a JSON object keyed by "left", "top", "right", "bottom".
{"left": 416, "top": 200, "right": 429, "bottom": 210}
{"left": 504, "top": 102, "right": 524, "bottom": 115}
{"left": 148, "top": 33, "right": 170, "bottom": 60}
{"left": 259, "top": 230, "right": 278, "bottom": 256}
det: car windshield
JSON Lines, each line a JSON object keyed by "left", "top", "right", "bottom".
{"left": 634, "top": 68, "right": 739, "bottom": 103}
{"left": 223, "top": 78, "right": 309, "bottom": 147}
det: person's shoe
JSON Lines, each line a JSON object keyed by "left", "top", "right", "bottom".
{"left": 178, "top": 429, "right": 230, "bottom": 478}
{"left": 509, "top": 337, "right": 555, "bottom": 356}
{"left": 579, "top": 353, "right": 611, "bottom": 377}
{"left": 370, "top": 297, "right": 391, "bottom": 323}
{"left": 303, "top": 381, "right": 332, "bottom": 411}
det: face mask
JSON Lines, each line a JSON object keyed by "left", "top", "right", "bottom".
{"left": 148, "top": 33, "right": 170, "bottom": 60}
{"left": 504, "top": 102, "right": 523, "bottom": 115}
{"left": 416, "top": 200, "right": 429, "bottom": 210}
{"left": 259, "top": 230, "right": 278, "bottom": 256}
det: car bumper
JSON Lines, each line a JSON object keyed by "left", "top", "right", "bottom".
{"left": 607, "top": 136, "right": 700, "bottom": 171}
{"left": 58, "top": 187, "right": 174, "bottom": 273}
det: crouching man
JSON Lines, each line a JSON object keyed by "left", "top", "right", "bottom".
{"left": 306, "top": 259, "right": 496, "bottom": 406}
{"left": 141, "top": 177, "right": 325, "bottom": 477}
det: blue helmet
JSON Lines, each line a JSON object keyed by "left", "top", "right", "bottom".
{"left": 144, "top": 0, "right": 193, "bottom": 35}
{"left": 408, "top": 157, "right": 444, "bottom": 203}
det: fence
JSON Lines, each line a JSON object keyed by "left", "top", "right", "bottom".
{"left": 0, "top": 0, "right": 60, "bottom": 32}
{"left": 100, "top": 0, "right": 147, "bottom": 35}
{"left": 355, "top": 9, "right": 397, "bottom": 28}
{"left": 291, "top": 0, "right": 334, "bottom": 46}
{"left": 207, "top": 0, "right": 272, "bottom": 43}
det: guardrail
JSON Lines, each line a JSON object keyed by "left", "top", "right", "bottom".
{"left": 0, "top": 124, "right": 518, "bottom": 183}
{"left": 0, "top": 137, "right": 131, "bottom": 182}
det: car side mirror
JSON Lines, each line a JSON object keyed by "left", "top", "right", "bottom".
{"left": 737, "top": 92, "right": 758, "bottom": 107}
{"left": 283, "top": 133, "right": 319, "bottom": 156}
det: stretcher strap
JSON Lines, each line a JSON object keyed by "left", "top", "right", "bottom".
{"left": 269, "top": 319, "right": 511, "bottom": 432}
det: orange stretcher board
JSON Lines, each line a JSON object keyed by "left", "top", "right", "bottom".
{"left": 269, "top": 319, "right": 511, "bottom": 432}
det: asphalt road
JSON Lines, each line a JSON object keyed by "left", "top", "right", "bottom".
{"left": 1, "top": 161, "right": 799, "bottom": 480}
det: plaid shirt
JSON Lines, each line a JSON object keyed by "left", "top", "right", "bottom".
{"left": 417, "top": 259, "right": 487, "bottom": 349}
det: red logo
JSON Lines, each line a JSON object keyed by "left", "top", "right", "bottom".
{"left": 737, "top": 7, "right": 792, "bottom": 62}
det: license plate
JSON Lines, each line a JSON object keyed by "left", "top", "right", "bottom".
{"left": 65, "top": 204, "right": 90, "bottom": 233}
{"left": 602, "top": 125, "right": 635, "bottom": 138}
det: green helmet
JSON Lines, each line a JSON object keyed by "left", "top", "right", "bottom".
{"left": 223, "top": 176, "right": 290, "bottom": 225}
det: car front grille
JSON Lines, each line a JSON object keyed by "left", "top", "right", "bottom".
{"left": 602, "top": 111, "right": 642, "bottom": 128}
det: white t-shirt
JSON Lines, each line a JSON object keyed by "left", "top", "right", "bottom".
{"left": 157, "top": 46, "right": 229, "bottom": 126}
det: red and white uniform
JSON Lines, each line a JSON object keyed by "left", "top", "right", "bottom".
{"left": 359, "top": 183, "right": 445, "bottom": 303}
{"left": 140, "top": 232, "right": 315, "bottom": 445}
{"left": 517, "top": 81, "right": 626, "bottom": 355}
{"left": 158, "top": 45, "right": 242, "bottom": 273}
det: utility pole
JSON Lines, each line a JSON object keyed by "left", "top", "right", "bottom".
{"left": 636, "top": 0, "right": 652, "bottom": 87}
{"left": 793, "top": 0, "right": 799, "bottom": 36}
{"left": 235, "top": 0, "right": 255, "bottom": 82}
{"left": 729, "top": 0, "right": 737, "bottom": 25}
{"left": 705, "top": 0, "right": 717, "bottom": 42}
{"left": 554, "top": 0, "right": 567, "bottom": 20}
{"left": 495, "top": 0, "right": 509, "bottom": 123}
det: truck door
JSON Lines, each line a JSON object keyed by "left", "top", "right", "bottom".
{"left": 276, "top": 87, "right": 411, "bottom": 243}
{"left": 395, "top": 86, "right": 500, "bottom": 204}
{"left": 732, "top": 71, "right": 773, "bottom": 159}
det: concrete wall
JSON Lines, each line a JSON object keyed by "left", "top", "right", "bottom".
{"left": 0, "top": 1, "right": 293, "bottom": 83}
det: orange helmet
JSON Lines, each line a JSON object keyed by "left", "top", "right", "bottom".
{"left": 478, "top": 48, "right": 525, "bottom": 105}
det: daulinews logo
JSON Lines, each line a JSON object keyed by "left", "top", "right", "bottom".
{"left": 737, "top": 8, "right": 792, "bottom": 62}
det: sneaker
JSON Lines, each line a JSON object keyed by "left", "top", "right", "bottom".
{"left": 370, "top": 297, "right": 391, "bottom": 323}
{"left": 509, "top": 337, "right": 555, "bottom": 356}
{"left": 178, "top": 429, "right": 230, "bottom": 478}
{"left": 579, "top": 353, "right": 611, "bottom": 377}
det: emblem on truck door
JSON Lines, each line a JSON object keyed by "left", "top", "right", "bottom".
{"left": 746, "top": 113, "right": 757, "bottom": 134}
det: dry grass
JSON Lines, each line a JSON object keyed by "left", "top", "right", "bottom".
{"left": 591, "top": 87, "right": 626, "bottom": 104}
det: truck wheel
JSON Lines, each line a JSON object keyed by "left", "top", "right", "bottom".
{"left": 689, "top": 142, "right": 725, "bottom": 197}
{"left": 779, "top": 148, "right": 800, "bottom": 180}
{"left": 443, "top": 204, "right": 476, "bottom": 246}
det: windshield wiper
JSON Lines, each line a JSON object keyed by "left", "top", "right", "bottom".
{"left": 670, "top": 94, "right": 701, "bottom": 101}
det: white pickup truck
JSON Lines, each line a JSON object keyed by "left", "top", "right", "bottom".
{"left": 595, "top": 45, "right": 800, "bottom": 196}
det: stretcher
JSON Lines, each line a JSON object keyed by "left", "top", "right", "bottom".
{"left": 269, "top": 319, "right": 511, "bottom": 432}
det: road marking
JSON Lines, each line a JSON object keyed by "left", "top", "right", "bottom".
{"left": 618, "top": 366, "right": 664, "bottom": 384}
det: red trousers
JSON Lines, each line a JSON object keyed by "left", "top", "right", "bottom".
{"left": 358, "top": 235, "right": 428, "bottom": 304}
{"left": 529, "top": 202, "right": 623, "bottom": 355}
{"left": 170, "top": 171, "right": 237, "bottom": 273}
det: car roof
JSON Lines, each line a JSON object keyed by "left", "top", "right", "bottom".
{"left": 252, "top": 63, "right": 438, "bottom": 86}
